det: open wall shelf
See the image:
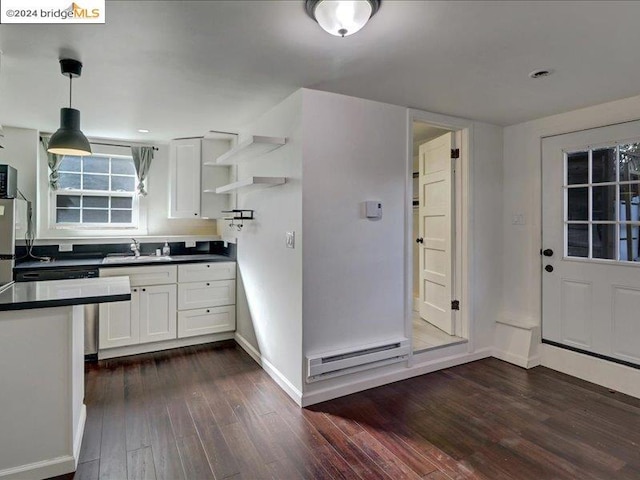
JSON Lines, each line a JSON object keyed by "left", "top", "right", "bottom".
{"left": 206, "top": 135, "right": 287, "bottom": 166}
{"left": 215, "top": 176, "right": 286, "bottom": 194}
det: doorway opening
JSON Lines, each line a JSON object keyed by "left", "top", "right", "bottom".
{"left": 411, "top": 120, "right": 467, "bottom": 353}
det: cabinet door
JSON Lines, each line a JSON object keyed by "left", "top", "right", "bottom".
{"left": 139, "top": 284, "right": 177, "bottom": 344}
{"left": 178, "top": 306, "right": 236, "bottom": 338}
{"left": 99, "top": 289, "right": 140, "bottom": 349}
{"left": 178, "top": 280, "right": 235, "bottom": 310}
{"left": 169, "top": 138, "right": 202, "bottom": 218}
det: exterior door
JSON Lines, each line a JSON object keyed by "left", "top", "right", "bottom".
{"left": 542, "top": 120, "right": 640, "bottom": 367}
{"left": 418, "top": 132, "right": 455, "bottom": 334}
{"left": 139, "top": 284, "right": 177, "bottom": 344}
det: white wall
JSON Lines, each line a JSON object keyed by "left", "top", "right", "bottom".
{"left": 232, "top": 90, "right": 304, "bottom": 395}
{"left": 0, "top": 126, "right": 216, "bottom": 239}
{"left": 301, "top": 90, "right": 407, "bottom": 359}
{"left": 502, "top": 93, "right": 640, "bottom": 330}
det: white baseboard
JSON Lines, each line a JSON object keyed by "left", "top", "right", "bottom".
{"left": 300, "top": 347, "right": 492, "bottom": 407}
{"left": 234, "top": 333, "right": 303, "bottom": 406}
{"left": 541, "top": 344, "right": 640, "bottom": 399}
{"left": 0, "top": 455, "right": 76, "bottom": 480}
{"left": 99, "top": 332, "right": 235, "bottom": 359}
{"left": 493, "top": 348, "right": 541, "bottom": 369}
{"left": 492, "top": 321, "right": 540, "bottom": 369}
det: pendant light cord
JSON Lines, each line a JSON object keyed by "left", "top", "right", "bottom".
{"left": 69, "top": 75, "right": 73, "bottom": 108}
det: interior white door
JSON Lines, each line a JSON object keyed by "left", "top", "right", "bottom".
{"left": 542, "top": 120, "right": 640, "bottom": 367}
{"left": 418, "top": 132, "right": 455, "bottom": 335}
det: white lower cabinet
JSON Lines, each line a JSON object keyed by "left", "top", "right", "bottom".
{"left": 178, "top": 305, "right": 236, "bottom": 338}
{"left": 99, "top": 262, "right": 236, "bottom": 354}
{"left": 139, "top": 284, "right": 177, "bottom": 344}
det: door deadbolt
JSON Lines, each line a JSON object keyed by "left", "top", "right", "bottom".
{"left": 545, "top": 265, "right": 554, "bottom": 272}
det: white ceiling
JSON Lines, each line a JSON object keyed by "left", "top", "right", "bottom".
{"left": 2, "top": 1, "right": 640, "bottom": 142}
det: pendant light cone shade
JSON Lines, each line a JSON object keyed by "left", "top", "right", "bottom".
{"left": 306, "top": 0, "right": 380, "bottom": 37}
{"left": 48, "top": 108, "right": 92, "bottom": 156}
{"left": 48, "top": 58, "right": 92, "bottom": 156}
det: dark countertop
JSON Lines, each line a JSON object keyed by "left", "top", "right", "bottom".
{"left": 0, "top": 276, "right": 131, "bottom": 312}
{"left": 14, "top": 254, "right": 234, "bottom": 272}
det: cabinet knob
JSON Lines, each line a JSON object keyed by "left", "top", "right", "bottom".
{"left": 142, "top": 288, "right": 146, "bottom": 292}
{"left": 206, "top": 283, "right": 210, "bottom": 286}
{"left": 206, "top": 309, "right": 210, "bottom": 313}
{"left": 132, "top": 288, "right": 137, "bottom": 292}
{"left": 207, "top": 265, "right": 210, "bottom": 268}
{"left": 194, "top": 213, "right": 198, "bottom": 216}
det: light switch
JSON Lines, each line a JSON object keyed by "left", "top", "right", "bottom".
{"left": 286, "top": 231, "right": 295, "bottom": 249}
{"left": 512, "top": 213, "right": 525, "bottom": 225}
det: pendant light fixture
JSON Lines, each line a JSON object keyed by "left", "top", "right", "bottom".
{"left": 48, "top": 58, "right": 92, "bottom": 156}
{"left": 305, "top": 0, "right": 380, "bottom": 37}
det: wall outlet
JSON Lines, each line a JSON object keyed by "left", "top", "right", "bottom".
{"left": 185, "top": 240, "right": 196, "bottom": 248}
{"left": 58, "top": 243, "right": 73, "bottom": 252}
{"left": 286, "top": 231, "right": 295, "bottom": 249}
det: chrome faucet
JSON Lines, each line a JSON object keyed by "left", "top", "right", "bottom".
{"left": 130, "top": 238, "right": 141, "bottom": 257}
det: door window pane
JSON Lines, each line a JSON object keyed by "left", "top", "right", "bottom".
{"left": 592, "top": 148, "right": 616, "bottom": 183}
{"left": 567, "top": 224, "right": 589, "bottom": 257}
{"left": 619, "top": 223, "right": 640, "bottom": 262}
{"left": 619, "top": 184, "right": 640, "bottom": 222}
{"left": 567, "top": 151, "right": 589, "bottom": 185}
{"left": 567, "top": 187, "right": 588, "bottom": 221}
{"left": 83, "top": 174, "right": 109, "bottom": 191}
{"left": 592, "top": 224, "right": 616, "bottom": 260}
{"left": 592, "top": 185, "right": 616, "bottom": 221}
{"left": 56, "top": 209, "right": 80, "bottom": 223}
{"left": 619, "top": 143, "right": 640, "bottom": 183}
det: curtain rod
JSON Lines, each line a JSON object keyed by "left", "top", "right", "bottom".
{"left": 90, "top": 141, "right": 159, "bottom": 151}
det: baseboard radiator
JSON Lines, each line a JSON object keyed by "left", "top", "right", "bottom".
{"left": 307, "top": 338, "right": 410, "bottom": 382}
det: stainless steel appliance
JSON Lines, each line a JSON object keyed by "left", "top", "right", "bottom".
{"left": 0, "top": 165, "right": 17, "bottom": 199}
{"left": 15, "top": 267, "right": 101, "bottom": 356}
{"left": 0, "top": 198, "right": 27, "bottom": 288}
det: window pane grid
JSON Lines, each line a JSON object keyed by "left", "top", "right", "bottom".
{"left": 564, "top": 142, "right": 640, "bottom": 262}
{"left": 55, "top": 154, "right": 137, "bottom": 227}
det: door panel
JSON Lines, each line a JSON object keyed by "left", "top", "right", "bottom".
{"left": 542, "top": 120, "right": 640, "bottom": 366}
{"left": 139, "top": 284, "right": 177, "bottom": 344}
{"left": 99, "top": 290, "right": 139, "bottom": 349}
{"left": 418, "top": 132, "right": 454, "bottom": 334}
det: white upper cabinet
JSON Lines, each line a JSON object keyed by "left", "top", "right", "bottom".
{"left": 169, "top": 138, "right": 202, "bottom": 218}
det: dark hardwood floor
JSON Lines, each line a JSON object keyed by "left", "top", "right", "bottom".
{"left": 53, "top": 341, "right": 640, "bottom": 480}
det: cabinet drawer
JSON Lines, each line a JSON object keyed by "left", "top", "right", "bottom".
{"left": 178, "top": 280, "right": 235, "bottom": 310}
{"left": 178, "top": 262, "right": 236, "bottom": 283}
{"left": 178, "top": 306, "right": 236, "bottom": 338}
{"left": 100, "top": 265, "right": 177, "bottom": 286}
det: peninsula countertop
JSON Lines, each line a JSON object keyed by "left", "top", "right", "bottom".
{"left": 0, "top": 276, "right": 131, "bottom": 312}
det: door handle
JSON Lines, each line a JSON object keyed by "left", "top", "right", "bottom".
{"left": 545, "top": 265, "right": 554, "bottom": 272}
{"left": 541, "top": 249, "right": 553, "bottom": 257}
{"left": 416, "top": 237, "right": 424, "bottom": 244}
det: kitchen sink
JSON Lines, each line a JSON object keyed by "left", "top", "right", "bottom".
{"left": 102, "top": 255, "right": 173, "bottom": 265}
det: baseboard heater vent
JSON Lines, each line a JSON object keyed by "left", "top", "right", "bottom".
{"left": 307, "top": 338, "right": 410, "bottom": 382}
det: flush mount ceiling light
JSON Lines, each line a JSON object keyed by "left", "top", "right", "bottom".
{"left": 138, "top": 129, "right": 150, "bottom": 133}
{"left": 48, "top": 58, "right": 92, "bottom": 156}
{"left": 305, "top": 0, "right": 380, "bottom": 37}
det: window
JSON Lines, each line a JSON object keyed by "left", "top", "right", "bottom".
{"left": 565, "top": 142, "right": 640, "bottom": 262}
{"left": 54, "top": 154, "right": 138, "bottom": 227}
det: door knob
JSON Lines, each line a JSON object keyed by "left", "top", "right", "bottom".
{"left": 416, "top": 237, "right": 424, "bottom": 244}
{"left": 542, "top": 249, "right": 554, "bottom": 257}
{"left": 545, "top": 265, "right": 554, "bottom": 272}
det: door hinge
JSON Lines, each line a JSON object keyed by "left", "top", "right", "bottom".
{"left": 451, "top": 300, "right": 460, "bottom": 310}
{"left": 451, "top": 148, "right": 460, "bottom": 159}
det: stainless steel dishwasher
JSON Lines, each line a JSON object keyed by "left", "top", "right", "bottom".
{"left": 14, "top": 266, "right": 101, "bottom": 356}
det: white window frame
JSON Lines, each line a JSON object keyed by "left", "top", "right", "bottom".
{"left": 563, "top": 139, "right": 640, "bottom": 263}
{"left": 49, "top": 153, "right": 141, "bottom": 231}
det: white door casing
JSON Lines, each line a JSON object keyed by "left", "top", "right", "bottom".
{"left": 418, "top": 132, "right": 455, "bottom": 335}
{"left": 542, "top": 120, "right": 640, "bottom": 367}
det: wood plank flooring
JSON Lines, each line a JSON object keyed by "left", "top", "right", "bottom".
{"left": 52, "top": 341, "right": 640, "bottom": 480}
